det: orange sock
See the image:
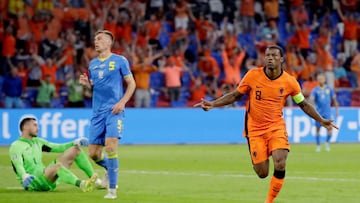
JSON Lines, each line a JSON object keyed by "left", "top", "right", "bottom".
{"left": 265, "top": 176, "right": 285, "bottom": 203}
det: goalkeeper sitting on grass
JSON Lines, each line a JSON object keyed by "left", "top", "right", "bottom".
{"left": 9, "top": 116, "right": 102, "bottom": 192}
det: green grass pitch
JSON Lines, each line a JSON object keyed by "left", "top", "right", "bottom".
{"left": 0, "top": 144, "right": 359, "bottom": 203}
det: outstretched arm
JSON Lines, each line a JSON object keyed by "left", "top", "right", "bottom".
{"left": 298, "top": 99, "right": 338, "bottom": 130}
{"left": 32, "top": 53, "right": 45, "bottom": 65}
{"left": 335, "top": 2, "right": 345, "bottom": 21}
{"left": 194, "top": 89, "right": 243, "bottom": 111}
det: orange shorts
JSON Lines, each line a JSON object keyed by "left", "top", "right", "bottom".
{"left": 246, "top": 128, "right": 290, "bottom": 164}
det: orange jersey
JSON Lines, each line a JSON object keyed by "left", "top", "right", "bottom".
{"left": 237, "top": 67, "right": 301, "bottom": 136}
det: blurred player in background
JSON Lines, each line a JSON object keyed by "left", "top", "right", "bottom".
{"left": 194, "top": 45, "right": 337, "bottom": 203}
{"left": 310, "top": 73, "right": 339, "bottom": 152}
{"left": 79, "top": 30, "right": 136, "bottom": 199}
{"left": 9, "top": 116, "right": 98, "bottom": 192}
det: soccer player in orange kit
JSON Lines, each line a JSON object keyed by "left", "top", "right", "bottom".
{"left": 194, "top": 45, "right": 338, "bottom": 203}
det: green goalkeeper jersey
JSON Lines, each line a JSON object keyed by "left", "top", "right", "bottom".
{"left": 9, "top": 136, "right": 74, "bottom": 183}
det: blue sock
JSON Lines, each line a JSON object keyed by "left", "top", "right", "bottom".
{"left": 95, "top": 154, "right": 108, "bottom": 170}
{"left": 326, "top": 133, "right": 331, "bottom": 142}
{"left": 315, "top": 135, "right": 320, "bottom": 146}
{"left": 107, "top": 152, "right": 119, "bottom": 189}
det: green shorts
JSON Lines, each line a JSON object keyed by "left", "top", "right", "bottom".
{"left": 27, "top": 160, "right": 58, "bottom": 191}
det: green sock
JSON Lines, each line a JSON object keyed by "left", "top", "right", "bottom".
{"left": 75, "top": 149, "right": 94, "bottom": 178}
{"left": 57, "top": 166, "right": 81, "bottom": 187}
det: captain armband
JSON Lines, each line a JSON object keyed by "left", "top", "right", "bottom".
{"left": 292, "top": 92, "right": 305, "bottom": 104}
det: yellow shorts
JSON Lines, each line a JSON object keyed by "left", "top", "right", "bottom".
{"left": 246, "top": 128, "right": 290, "bottom": 164}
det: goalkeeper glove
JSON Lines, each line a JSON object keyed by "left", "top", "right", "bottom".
{"left": 73, "top": 137, "right": 89, "bottom": 146}
{"left": 22, "top": 174, "right": 35, "bottom": 190}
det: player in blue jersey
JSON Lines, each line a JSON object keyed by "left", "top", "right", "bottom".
{"left": 79, "top": 30, "right": 136, "bottom": 199}
{"left": 310, "top": 73, "right": 338, "bottom": 152}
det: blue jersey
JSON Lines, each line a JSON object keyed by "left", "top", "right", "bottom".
{"left": 89, "top": 54, "right": 132, "bottom": 113}
{"left": 310, "top": 85, "right": 335, "bottom": 117}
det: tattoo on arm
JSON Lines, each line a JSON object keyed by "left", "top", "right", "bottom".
{"left": 298, "top": 100, "right": 323, "bottom": 122}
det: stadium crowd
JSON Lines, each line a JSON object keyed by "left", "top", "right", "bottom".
{"left": 0, "top": 0, "right": 359, "bottom": 108}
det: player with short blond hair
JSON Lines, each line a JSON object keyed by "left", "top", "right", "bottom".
{"left": 79, "top": 30, "right": 136, "bottom": 199}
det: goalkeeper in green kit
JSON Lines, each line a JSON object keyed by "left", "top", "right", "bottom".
{"left": 9, "top": 116, "right": 102, "bottom": 192}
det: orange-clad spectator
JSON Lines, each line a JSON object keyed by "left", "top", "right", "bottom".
{"left": 1, "top": 26, "right": 16, "bottom": 74}
{"left": 159, "top": 56, "right": 187, "bottom": 102}
{"left": 239, "top": 0, "right": 255, "bottom": 34}
{"left": 315, "top": 26, "right": 329, "bottom": 50}
{"left": 292, "top": 10, "right": 318, "bottom": 58}
{"left": 16, "top": 61, "right": 29, "bottom": 89}
{"left": 198, "top": 52, "right": 220, "bottom": 82}
{"left": 313, "top": 27, "right": 331, "bottom": 67}
{"left": 174, "top": 0, "right": 189, "bottom": 30}
{"left": 144, "top": 13, "right": 162, "bottom": 41}
{"left": 8, "top": 0, "right": 24, "bottom": 17}
{"left": 2, "top": 26, "right": 16, "bottom": 58}
{"left": 62, "top": 32, "right": 76, "bottom": 66}
{"left": 336, "top": 3, "right": 359, "bottom": 58}
{"left": 44, "top": 16, "right": 62, "bottom": 41}
{"left": 221, "top": 45, "right": 246, "bottom": 85}
{"left": 131, "top": 47, "right": 162, "bottom": 108}
{"left": 298, "top": 53, "right": 317, "bottom": 82}
{"left": 167, "top": 48, "right": 186, "bottom": 68}
{"left": 315, "top": 45, "right": 335, "bottom": 88}
{"left": 135, "top": 26, "right": 147, "bottom": 48}
{"left": 188, "top": 75, "right": 207, "bottom": 106}
{"left": 103, "top": 15, "right": 117, "bottom": 37}
{"left": 6, "top": 58, "right": 28, "bottom": 89}
{"left": 189, "top": 10, "right": 213, "bottom": 44}
{"left": 16, "top": 12, "right": 31, "bottom": 40}
{"left": 24, "top": 4, "right": 35, "bottom": 19}
{"left": 263, "top": 0, "right": 279, "bottom": 21}
{"left": 52, "top": 6, "right": 64, "bottom": 21}
{"left": 291, "top": 5, "right": 309, "bottom": 26}
{"left": 29, "top": 14, "right": 46, "bottom": 43}
{"left": 32, "top": 53, "right": 68, "bottom": 85}
{"left": 285, "top": 45, "right": 301, "bottom": 78}
{"left": 116, "top": 13, "right": 133, "bottom": 44}
{"left": 60, "top": 40, "right": 76, "bottom": 81}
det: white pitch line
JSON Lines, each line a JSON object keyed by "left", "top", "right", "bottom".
{"left": 121, "top": 170, "right": 360, "bottom": 182}
{"left": 6, "top": 186, "right": 23, "bottom": 190}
